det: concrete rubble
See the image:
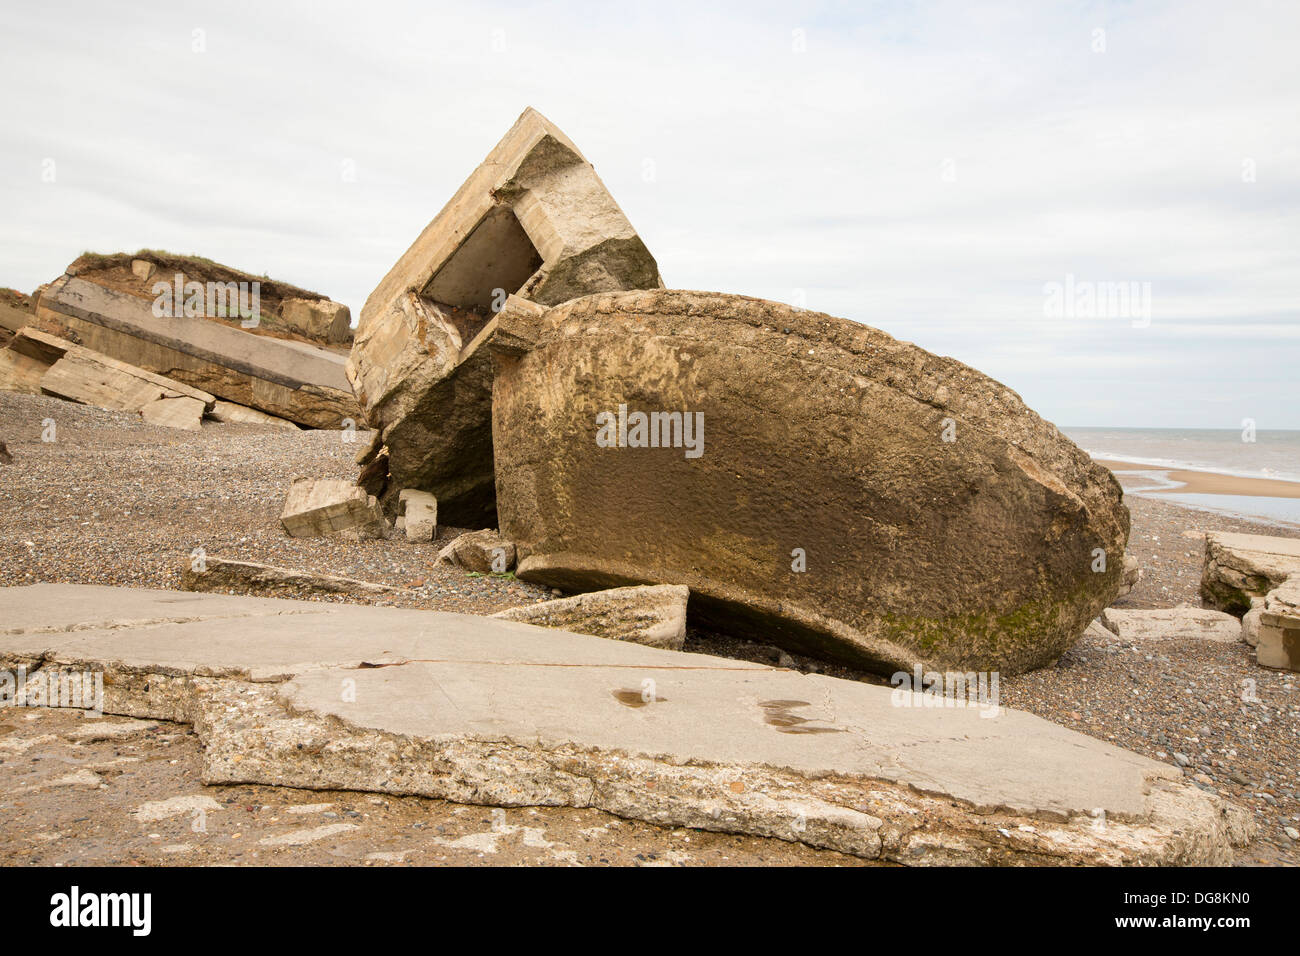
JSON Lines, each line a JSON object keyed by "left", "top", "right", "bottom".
{"left": 180, "top": 556, "right": 401, "bottom": 599}
{"left": 346, "top": 108, "right": 663, "bottom": 524}
{"left": 280, "top": 478, "right": 386, "bottom": 539}
{"left": 1200, "top": 532, "right": 1300, "bottom": 672}
{"left": 1099, "top": 606, "right": 1242, "bottom": 644}
{"left": 2, "top": 326, "right": 215, "bottom": 428}
{"left": 494, "top": 584, "right": 690, "bottom": 650}
{"left": 0, "top": 584, "right": 1256, "bottom": 866}
{"left": 32, "top": 252, "right": 359, "bottom": 428}
{"left": 436, "top": 529, "right": 517, "bottom": 574}
{"left": 398, "top": 488, "right": 438, "bottom": 542}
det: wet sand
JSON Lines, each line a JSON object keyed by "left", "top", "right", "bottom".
{"left": 1094, "top": 458, "right": 1300, "bottom": 500}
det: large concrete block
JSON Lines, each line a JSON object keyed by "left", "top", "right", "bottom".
{"left": 490, "top": 290, "right": 1130, "bottom": 677}
{"left": 347, "top": 108, "right": 662, "bottom": 524}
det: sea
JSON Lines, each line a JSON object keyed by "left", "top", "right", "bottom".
{"left": 1061, "top": 428, "right": 1300, "bottom": 528}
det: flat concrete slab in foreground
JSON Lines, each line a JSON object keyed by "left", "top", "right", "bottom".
{"left": 0, "top": 584, "right": 1252, "bottom": 864}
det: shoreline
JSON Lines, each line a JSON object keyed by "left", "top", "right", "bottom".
{"left": 1093, "top": 458, "right": 1300, "bottom": 500}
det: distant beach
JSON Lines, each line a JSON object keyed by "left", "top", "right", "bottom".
{"left": 1065, "top": 427, "right": 1300, "bottom": 527}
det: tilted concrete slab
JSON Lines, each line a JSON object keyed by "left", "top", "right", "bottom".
{"left": 0, "top": 584, "right": 1253, "bottom": 864}
{"left": 35, "top": 275, "right": 357, "bottom": 428}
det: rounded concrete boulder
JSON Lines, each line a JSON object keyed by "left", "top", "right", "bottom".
{"left": 490, "top": 290, "right": 1130, "bottom": 677}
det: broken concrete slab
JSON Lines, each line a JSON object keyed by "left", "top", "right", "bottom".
{"left": 208, "top": 400, "right": 300, "bottom": 430}
{"left": 0, "top": 584, "right": 1254, "bottom": 865}
{"left": 64, "top": 250, "right": 351, "bottom": 349}
{"left": 280, "top": 479, "right": 386, "bottom": 539}
{"left": 1201, "top": 531, "right": 1300, "bottom": 615}
{"left": 35, "top": 274, "right": 357, "bottom": 428}
{"left": 493, "top": 584, "right": 689, "bottom": 650}
{"left": 13, "top": 326, "right": 216, "bottom": 415}
{"left": 436, "top": 529, "right": 516, "bottom": 574}
{"left": 347, "top": 108, "right": 663, "bottom": 524}
{"left": 398, "top": 488, "right": 437, "bottom": 542}
{"left": 1099, "top": 607, "right": 1242, "bottom": 643}
{"left": 140, "top": 395, "right": 205, "bottom": 431}
{"left": 180, "top": 556, "right": 401, "bottom": 599}
{"left": 491, "top": 289, "right": 1131, "bottom": 678}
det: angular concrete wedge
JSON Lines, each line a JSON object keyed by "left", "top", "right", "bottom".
{"left": 347, "top": 108, "right": 663, "bottom": 523}
{"left": 0, "top": 584, "right": 1252, "bottom": 865}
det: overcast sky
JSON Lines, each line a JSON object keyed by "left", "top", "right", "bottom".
{"left": 1, "top": 1, "right": 1296, "bottom": 428}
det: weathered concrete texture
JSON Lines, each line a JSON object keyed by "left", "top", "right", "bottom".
{"left": 1201, "top": 532, "right": 1300, "bottom": 615}
{"left": 398, "top": 488, "right": 438, "bottom": 542}
{"left": 35, "top": 275, "right": 357, "bottom": 428}
{"left": 180, "top": 556, "right": 400, "bottom": 599}
{"left": 280, "top": 478, "right": 385, "bottom": 539}
{"left": 208, "top": 400, "right": 300, "bottom": 430}
{"left": 491, "top": 290, "right": 1130, "bottom": 678}
{"left": 1099, "top": 607, "right": 1242, "bottom": 644}
{"left": 494, "top": 584, "right": 689, "bottom": 650}
{"left": 1254, "top": 578, "right": 1300, "bottom": 672}
{"left": 437, "top": 529, "right": 516, "bottom": 574}
{"left": 347, "top": 109, "right": 662, "bottom": 524}
{"left": 0, "top": 585, "right": 1254, "bottom": 865}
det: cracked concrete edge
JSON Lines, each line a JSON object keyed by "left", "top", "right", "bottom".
{"left": 190, "top": 679, "right": 1251, "bottom": 866}
{"left": 0, "top": 651, "right": 1251, "bottom": 865}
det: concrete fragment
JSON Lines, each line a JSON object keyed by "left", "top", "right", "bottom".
{"left": 1255, "top": 578, "right": 1300, "bottom": 672}
{"left": 280, "top": 298, "right": 352, "bottom": 344}
{"left": 0, "top": 583, "right": 1254, "bottom": 866}
{"left": 1201, "top": 531, "right": 1300, "bottom": 615}
{"left": 140, "top": 395, "right": 205, "bottom": 431}
{"left": 436, "top": 529, "right": 516, "bottom": 573}
{"left": 280, "top": 478, "right": 385, "bottom": 539}
{"left": 398, "top": 488, "right": 437, "bottom": 542}
{"left": 181, "top": 555, "right": 400, "bottom": 598}
{"left": 13, "top": 327, "right": 215, "bottom": 418}
{"left": 494, "top": 584, "right": 689, "bottom": 650}
{"left": 0, "top": 301, "right": 32, "bottom": 334}
{"left": 347, "top": 108, "right": 663, "bottom": 524}
{"left": 208, "top": 400, "right": 300, "bottom": 430}
{"left": 491, "top": 289, "right": 1130, "bottom": 677}
{"left": 1099, "top": 607, "right": 1242, "bottom": 643}
{"left": 1116, "top": 554, "right": 1141, "bottom": 599}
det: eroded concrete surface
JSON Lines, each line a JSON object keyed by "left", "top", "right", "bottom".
{"left": 0, "top": 584, "right": 1254, "bottom": 865}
